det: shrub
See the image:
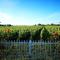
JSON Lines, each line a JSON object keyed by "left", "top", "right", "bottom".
{"left": 19, "top": 30, "right": 31, "bottom": 41}
{"left": 8, "top": 30, "right": 19, "bottom": 41}
{"left": 0, "top": 29, "right": 19, "bottom": 41}
{"left": 52, "top": 32, "right": 60, "bottom": 41}
{"left": 40, "top": 27, "right": 50, "bottom": 41}
{"left": 0, "top": 31, "right": 4, "bottom": 41}
{"left": 31, "top": 28, "right": 42, "bottom": 41}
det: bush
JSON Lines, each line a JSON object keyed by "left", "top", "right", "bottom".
{"left": 19, "top": 30, "right": 31, "bottom": 41}
{"left": 0, "top": 29, "right": 19, "bottom": 41}
{"left": 40, "top": 27, "right": 50, "bottom": 41}
{"left": 31, "top": 28, "right": 42, "bottom": 41}
{"left": 8, "top": 30, "right": 19, "bottom": 41}
{"left": 0, "top": 31, "right": 4, "bottom": 41}
{"left": 52, "top": 32, "right": 60, "bottom": 41}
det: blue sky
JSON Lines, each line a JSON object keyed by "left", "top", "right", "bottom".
{"left": 0, "top": 0, "right": 60, "bottom": 25}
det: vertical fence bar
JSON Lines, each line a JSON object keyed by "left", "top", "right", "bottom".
{"left": 29, "top": 40, "right": 32, "bottom": 56}
{"left": 0, "top": 40, "right": 60, "bottom": 60}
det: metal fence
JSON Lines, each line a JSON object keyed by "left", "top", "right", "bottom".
{"left": 0, "top": 40, "right": 60, "bottom": 60}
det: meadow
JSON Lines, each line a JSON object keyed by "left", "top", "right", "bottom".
{"left": 0, "top": 25, "right": 60, "bottom": 41}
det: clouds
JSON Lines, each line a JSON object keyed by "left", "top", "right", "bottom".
{"left": 0, "top": 12, "right": 13, "bottom": 24}
{"left": 0, "top": 12, "right": 60, "bottom": 25}
{"left": 0, "top": 12, "right": 31, "bottom": 25}
{"left": 30, "top": 12, "right": 60, "bottom": 24}
{"left": 0, "top": 0, "right": 60, "bottom": 25}
{"left": 46, "top": 12, "right": 60, "bottom": 24}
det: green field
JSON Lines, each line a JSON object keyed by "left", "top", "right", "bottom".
{"left": 0, "top": 25, "right": 60, "bottom": 41}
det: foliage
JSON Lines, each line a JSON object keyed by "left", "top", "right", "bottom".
{"left": 40, "top": 27, "right": 50, "bottom": 41}
{"left": 19, "top": 30, "right": 31, "bottom": 40}
{"left": 0, "top": 25, "right": 60, "bottom": 41}
{"left": 31, "top": 28, "right": 42, "bottom": 40}
{"left": 0, "top": 29, "right": 19, "bottom": 41}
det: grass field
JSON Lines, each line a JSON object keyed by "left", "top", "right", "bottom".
{"left": 0, "top": 25, "right": 60, "bottom": 41}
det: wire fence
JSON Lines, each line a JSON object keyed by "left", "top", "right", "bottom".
{"left": 0, "top": 40, "right": 60, "bottom": 60}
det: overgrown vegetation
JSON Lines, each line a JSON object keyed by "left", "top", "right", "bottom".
{"left": 0, "top": 25, "right": 60, "bottom": 60}
{"left": 0, "top": 25, "right": 60, "bottom": 41}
